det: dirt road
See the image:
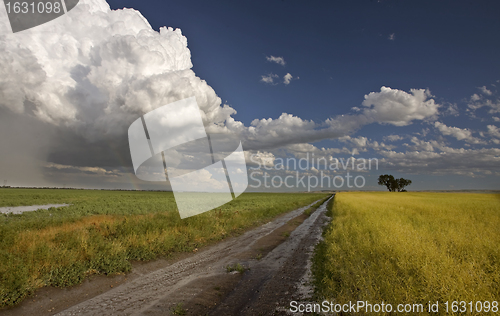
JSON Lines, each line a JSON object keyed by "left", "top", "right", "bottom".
{"left": 55, "top": 195, "right": 333, "bottom": 316}
{"left": 5, "top": 195, "right": 333, "bottom": 316}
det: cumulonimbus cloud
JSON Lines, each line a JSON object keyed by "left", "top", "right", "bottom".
{"left": 0, "top": 0, "right": 445, "bottom": 168}
{"left": 0, "top": 0, "right": 236, "bottom": 142}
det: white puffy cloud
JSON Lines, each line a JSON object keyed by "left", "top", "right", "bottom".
{"left": 388, "top": 33, "right": 395, "bottom": 40}
{"left": 339, "top": 135, "right": 368, "bottom": 148}
{"left": 469, "top": 99, "right": 500, "bottom": 114}
{"left": 468, "top": 83, "right": 500, "bottom": 114}
{"left": 384, "top": 134, "right": 404, "bottom": 142}
{"left": 406, "top": 137, "right": 437, "bottom": 152}
{"left": 433, "top": 122, "right": 485, "bottom": 144}
{"left": 487, "top": 125, "right": 500, "bottom": 138}
{"left": 284, "top": 143, "right": 350, "bottom": 162}
{"left": 479, "top": 86, "right": 493, "bottom": 96}
{"left": 379, "top": 146, "right": 500, "bottom": 176}
{"left": 371, "top": 133, "right": 499, "bottom": 177}
{"left": 166, "top": 167, "right": 229, "bottom": 191}
{"left": 0, "top": 0, "right": 234, "bottom": 142}
{"left": 239, "top": 86, "right": 443, "bottom": 150}
{"left": 245, "top": 151, "right": 276, "bottom": 168}
{"left": 260, "top": 73, "right": 279, "bottom": 84}
{"left": 361, "top": 86, "right": 440, "bottom": 126}
{"left": 245, "top": 113, "right": 320, "bottom": 149}
{"left": 339, "top": 135, "right": 396, "bottom": 152}
{"left": 443, "top": 103, "right": 459, "bottom": 117}
{"left": 283, "top": 73, "right": 293, "bottom": 85}
{"left": 266, "top": 55, "right": 286, "bottom": 66}
{"left": 261, "top": 72, "right": 297, "bottom": 86}
{"left": 369, "top": 141, "right": 396, "bottom": 151}
{"left": 434, "top": 122, "right": 471, "bottom": 141}
{"left": 470, "top": 94, "right": 482, "bottom": 102}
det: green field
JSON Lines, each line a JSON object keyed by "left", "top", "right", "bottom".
{"left": 313, "top": 192, "right": 500, "bottom": 315}
{"left": 0, "top": 188, "right": 328, "bottom": 307}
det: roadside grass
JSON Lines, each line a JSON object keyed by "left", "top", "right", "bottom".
{"left": 226, "top": 263, "right": 247, "bottom": 274}
{"left": 171, "top": 302, "right": 187, "bottom": 315}
{"left": 313, "top": 192, "right": 500, "bottom": 314}
{"left": 0, "top": 188, "right": 328, "bottom": 307}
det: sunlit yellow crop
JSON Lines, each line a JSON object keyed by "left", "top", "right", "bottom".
{"left": 313, "top": 192, "right": 500, "bottom": 315}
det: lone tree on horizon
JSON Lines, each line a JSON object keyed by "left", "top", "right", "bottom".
{"left": 378, "top": 174, "right": 412, "bottom": 192}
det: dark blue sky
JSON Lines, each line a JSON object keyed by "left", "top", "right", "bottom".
{"left": 2, "top": 0, "right": 497, "bottom": 190}
{"left": 107, "top": 0, "right": 500, "bottom": 126}
{"left": 101, "top": 0, "right": 500, "bottom": 190}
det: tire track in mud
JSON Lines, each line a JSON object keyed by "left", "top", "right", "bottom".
{"left": 208, "top": 195, "right": 334, "bottom": 316}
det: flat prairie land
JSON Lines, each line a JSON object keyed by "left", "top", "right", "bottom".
{"left": 0, "top": 188, "right": 328, "bottom": 307}
{"left": 313, "top": 192, "right": 500, "bottom": 314}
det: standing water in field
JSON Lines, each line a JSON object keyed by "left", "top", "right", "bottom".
{"left": 0, "top": 204, "right": 70, "bottom": 215}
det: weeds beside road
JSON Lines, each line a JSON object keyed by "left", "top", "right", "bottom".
{"left": 0, "top": 188, "right": 329, "bottom": 307}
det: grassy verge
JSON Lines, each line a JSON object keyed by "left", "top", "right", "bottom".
{"left": 313, "top": 192, "right": 500, "bottom": 315}
{"left": 0, "top": 188, "right": 328, "bottom": 307}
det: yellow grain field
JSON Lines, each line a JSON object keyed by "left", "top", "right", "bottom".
{"left": 313, "top": 192, "right": 500, "bottom": 315}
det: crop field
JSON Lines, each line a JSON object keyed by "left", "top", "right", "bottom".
{"left": 313, "top": 192, "right": 500, "bottom": 315}
{"left": 0, "top": 188, "right": 329, "bottom": 307}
